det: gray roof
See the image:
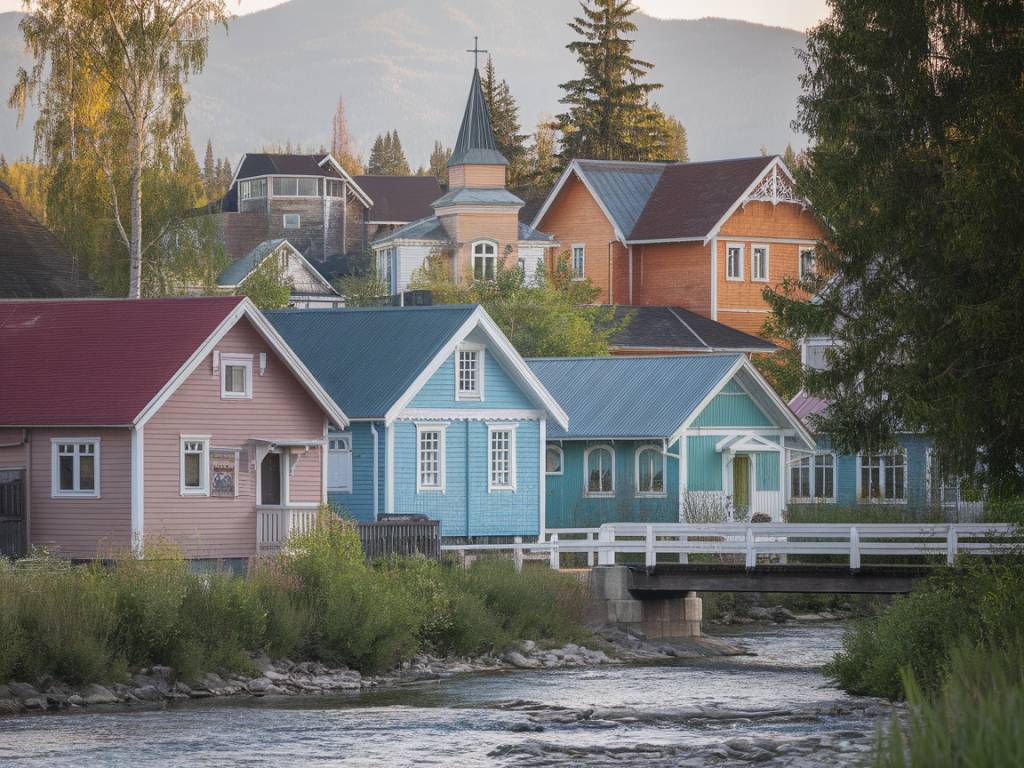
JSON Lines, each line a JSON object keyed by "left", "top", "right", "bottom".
{"left": 448, "top": 68, "right": 508, "bottom": 167}
{"left": 432, "top": 187, "right": 524, "bottom": 208}
{"left": 372, "top": 216, "right": 450, "bottom": 247}
{"left": 218, "top": 238, "right": 288, "bottom": 286}
{"left": 527, "top": 354, "right": 742, "bottom": 440}
{"left": 518, "top": 222, "right": 554, "bottom": 242}
{"left": 266, "top": 306, "right": 477, "bottom": 418}
{"left": 608, "top": 306, "right": 777, "bottom": 353}
{"left": 235, "top": 153, "right": 342, "bottom": 181}
{"left": 575, "top": 160, "right": 667, "bottom": 239}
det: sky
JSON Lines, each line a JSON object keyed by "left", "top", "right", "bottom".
{"left": 0, "top": 1, "right": 831, "bottom": 32}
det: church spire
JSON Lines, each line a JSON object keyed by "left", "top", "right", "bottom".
{"left": 448, "top": 62, "right": 508, "bottom": 168}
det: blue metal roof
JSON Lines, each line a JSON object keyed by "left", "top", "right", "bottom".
{"left": 575, "top": 160, "right": 666, "bottom": 239}
{"left": 432, "top": 187, "right": 524, "bottom": 208}
{"left": 518, "top": 222, "right": 553, "bottom": 242}
{"left": 527, "top": 354, "right": 742, "bottom": 439}
{"left": 266, "top": 306, "right": 477, "bottom": 418}
{"left": 218, "top": 238, "right": 288, "bottom": 287}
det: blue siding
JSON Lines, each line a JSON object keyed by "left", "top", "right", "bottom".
{"left": 329, "top": 421, "right": 385, "bottom": 522}
{"left": 692, "top": 388, "right": 773, "bottom": 428}
{"left": 687, "top": 436, "right": 723, "bottom": 491}
{"left": 410, "top": 349, "right": 534, "bottom": 410}
{"left": 755, "top": 451, "right": 779, "bottom": 491}
{"left": 545, "top": 440, "right": 681, "bottom": 528}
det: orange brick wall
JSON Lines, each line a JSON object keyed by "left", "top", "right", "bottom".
{"left": 439, "top": 209, "right": 521, "bottom": 281}
{"left": 632, "top": 242, "right": 712, "bottom": 315}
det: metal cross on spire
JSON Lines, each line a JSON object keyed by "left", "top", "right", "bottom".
{"left": 466, "top": 36, "right": 488, "bottom": 70}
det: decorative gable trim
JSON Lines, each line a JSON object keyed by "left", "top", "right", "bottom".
{"left": 222, "top": 240, "right": 339, "bottom": 297}
{"left": 701, "top": 156, "right": 807, "bottom": 245}
{"left": 530, "top": 161, "right": 628, "bottom": 244}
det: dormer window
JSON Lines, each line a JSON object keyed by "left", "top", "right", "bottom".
{"left": 239, "top": 178, "right": 267, "bottom": 200}
{"left": 472, "top": 241, "right": 497, "bottom": 281}
{"left": 220, "top": 353, "right": 253, "bottom": 399}
{"left": 272, "top": 177, "right": 319, "bottom": 197}
{"left": 456, "top": 344, "right": 483, "bottom": 400}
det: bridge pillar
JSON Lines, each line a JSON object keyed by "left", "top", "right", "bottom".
{"left": 589, "top": 566, "right": 702, "bottom": 638}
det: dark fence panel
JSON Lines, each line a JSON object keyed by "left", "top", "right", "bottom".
{"left": 358, "top": 518, "right": 440, "bottom": 561}
{"left": 0, "top": 469, "right": 26, "bottom": 558}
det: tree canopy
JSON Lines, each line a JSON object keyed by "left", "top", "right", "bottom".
{"left": 481, "top": 56, "right": 528, "bottom": 185}
{"left": 766, "top": 0, "right": 1024, "bottom": 493}
{"left": 367, "top": 130, "right": 410, "bottom": 175}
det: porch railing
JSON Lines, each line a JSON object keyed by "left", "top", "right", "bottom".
{"left": 256, "top": 505, "right": 319, "bottom": 554}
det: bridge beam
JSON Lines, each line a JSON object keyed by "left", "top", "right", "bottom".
{"left": 590, "top": 566, "right": 702, "bottom": 638}
{"left": 628, "top": 564, "right": 926, "bottom": 595}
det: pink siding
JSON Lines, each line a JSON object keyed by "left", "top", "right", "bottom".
{"left": 27, "top": 427, "right": 133, "bottom": 558}
{"left": 143, "top": 316, "right": 327, "bottom": 559}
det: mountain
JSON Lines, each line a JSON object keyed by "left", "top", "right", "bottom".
{"left": 0, "top": 0, "right": 809, "bottom": 167}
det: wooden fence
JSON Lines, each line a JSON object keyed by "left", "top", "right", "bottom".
{"left": 0, "top": 469, "right": 26, "bottom": 558}
{"left": 358, "top": 518, "right": 441, "bottom": 561}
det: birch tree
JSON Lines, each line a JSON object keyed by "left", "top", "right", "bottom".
{"left": 10, "top": 0, "right": 229, "bottom": 298}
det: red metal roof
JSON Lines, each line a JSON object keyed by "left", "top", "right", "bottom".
{"left": 0, "top": 296, "right": 245, "bottom": 426}
{"left": 788, "top": 390, "right": 830, "bottom": 429}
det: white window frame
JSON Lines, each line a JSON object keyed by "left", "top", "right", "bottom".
{"left": 220, "top": 353, "right": 253, "bottom": 400}
{"left": 584, "top": 444, "right": 615, "bottom": 497}
{"left": 487, "top": 423, "right": 517, "bottom": 492}
{"left": 455, "top": 343, "right": 484, "bottom": 401}
{"left": 272, "top": 176, "right": 320, "bottom": 198}
{"left": 545, "top": 444, "right": 564, "bottom": 476}
{"left": 239, "top": 177, "right": 267, "bottom": 201}
{"left": 635, "top": 445, "right": 666, "bottom": 498}
{"left": 415, "top": 423, "right": 447, "bottom": 493}
{"left": 472, "top": 240, "right": 498, "bottom": 282}
{"left": 50, "top": 437, "right": 101, "bottom": 498}
{"left": 788, "top": 452, "right": 837, "bottom": 503}
{"left": 751, "top": 244, "right": 769, "bottom": 282}
{"left": 327, "top": 431, "right": 353, "bottom": 493}
{"left": 857, "top": 449, "right": 908, "bottom": 504}
{"left": 799, "top": 246, "right": 817, "bottom": 279}
{"left": 571, "top": 243, "right": 586, "bottom": 281}
{"left": 282, "top": 213, "right": 301, "bottom": 229}
{"left": 180, "top": 435, "right": 211, "bottom": 496}
{"left": 726, "top": 243, "right": 744, "bottom": 281}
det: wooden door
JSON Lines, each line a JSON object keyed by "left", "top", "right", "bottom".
{"left": 733, "top": 456, "right": 751, "bottom": 517}
{"left": 0, "top": 469, "right": 26, "bottom": 557}
{"left": 260, "top": 453, "right": 282, "bottom": 506}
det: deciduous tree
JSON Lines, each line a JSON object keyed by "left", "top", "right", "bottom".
{"left": 330, "top": 94, "right": 363, "bottom": 176}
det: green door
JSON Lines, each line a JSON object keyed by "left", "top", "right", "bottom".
{"left": 733, "top": 455, "right": 751, "bottom": 516}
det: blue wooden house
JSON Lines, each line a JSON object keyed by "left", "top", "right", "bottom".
{"left": 267, "top": 305, "right": 567, "bottom": 538}
{"left": 528, "top": 354, "right": 815, "bottom": 529}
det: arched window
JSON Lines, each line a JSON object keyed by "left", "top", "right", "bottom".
{"left": 585, "top": 445, "right": 614, "bottom": 496}
{"left": 545, "top": 445, "right": 563, "bottom": 475}
{"left": 635, "top": 446, "right": 665, "bottom": 496}
{"left": 472, "top": 240, "right": 497, "bottom": 281}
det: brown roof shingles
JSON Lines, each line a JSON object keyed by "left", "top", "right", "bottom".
{"left": 353, "top": 175, "right": 443, "bottom": 223}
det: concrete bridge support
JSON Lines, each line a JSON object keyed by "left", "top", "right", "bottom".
{"left": 590, "top": 565, "right": 702, "bottom": 638}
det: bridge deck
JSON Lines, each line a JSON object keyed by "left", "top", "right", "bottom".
{"left": 628, "top": 563, "right": 933, "bottom": 594}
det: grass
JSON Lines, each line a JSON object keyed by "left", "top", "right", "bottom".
{"left": 0, "top": 515, "right": 590, "bottom": 686}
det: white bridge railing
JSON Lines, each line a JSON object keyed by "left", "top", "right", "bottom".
{"left": 441, "top": 523, "right": 1021, "bottom": 572}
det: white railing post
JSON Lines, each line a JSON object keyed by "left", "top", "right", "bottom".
{"left": 513, "top": 536, "right": 523, "bottom": 574}
{"left": 946, "top": 526, "right": 957, "bottom": 566}
{"left": 745, "top": 526, "right": 755, "bottom": 569}
{"left": 850, "top": 526, "right": 861, "bottom": 570}
{"left": 549, "top": 533, "right": 559, "bottom": 570}
{"left": 645, "top": 525, "right": 656, "bottom": 568}
{"left": 587, "top": 531, "right": 596, "bottom": 567}
{"left": 679, "top": 532, "right": 688, "bottom": 565}
{"left": 597, "top": 525, "right": 615, "bottom": 566}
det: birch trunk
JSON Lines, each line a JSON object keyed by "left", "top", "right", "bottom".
{"left": 127, "top": 114, "right": 144, "bottom": 298}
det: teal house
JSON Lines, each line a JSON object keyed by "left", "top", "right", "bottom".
{"left": 267, "top": 305, "right": 567, "bottom": 538}
{"left": 528, "top": 354, "right": 815, "bottom": 529}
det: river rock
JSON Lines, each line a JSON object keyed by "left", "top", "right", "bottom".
{"left": 520, "top": 640, "right": 537, "bottom": 653}
{"left": 504, "top": 651, "right": 541, "bottom": 669}
{"left": 0, "top": 697, "right": 22, "bottom": 714}
{"left": 8, "top": 682, "right": 39, "bottom": 700}
{"left": 81, "top": 684, "right": 119, "bottom": 705}
{"left": 21, "top": 696, "right": 48, "bottom": 710}
{"left": 246, "top": 677, "right": 274, "bottom": 693}
{"left": 131, "top": 685, "right": 165, "bottom": 702}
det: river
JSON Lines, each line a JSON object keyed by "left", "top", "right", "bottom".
{"left": 0, "top": 623, "right": 892, "bottom": 767}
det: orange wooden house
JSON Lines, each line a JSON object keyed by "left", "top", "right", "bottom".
{"left": 531, "top": 156, "right": 825, "bottom": 337}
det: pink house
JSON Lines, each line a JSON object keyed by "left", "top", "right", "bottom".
{"left": 0, "top": 296, "right": 347, "bottom": 561}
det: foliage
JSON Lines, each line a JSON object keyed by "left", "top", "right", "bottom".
{"left": 556, "top": 0, "right": 669, "bottom": 162}
{"left": 826, "top": 559, "right": 1024, "bottom": 701}
{"left": 660, "top": 111, "right": 689, "bottom": 162}
{"left": 766, "top": 0, "right": 1024, "bottom": 495}
{"left": 0, "top": 157, "right": 49, "bottom": 222}
{"left": 481, "top": 55, "right": 527, "bottom": 185}
{"left": 410, "top": 250, "right": 624, "bottom": 357}
{"left": 873, "top": 638, "right": 1024, "bottom": 768}
{"left": 367, "top": 130, "right": 410, "bottom": 175}
{"left": 235, "top": 250, "right": 293, "bottom": 310}
{"left": 334, "top": 250, "right": 389, "bottom": 307}
{"left": 785, "top": 504, "right": 950, "bottom": 525}
{"left": 426, "top": 140, "right": 451, "bottom": 185}
{"left": 330, "top": 93, "right": 363, "bottom": 176}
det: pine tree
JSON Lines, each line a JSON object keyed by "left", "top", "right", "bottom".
{"left": 662, "top": 113, "right": 688, "bottom": 162}
{"left": 202, "top": 140, "right": 216, "bottom": 201}
{"left": 330, "top": 94, "right": 363, "bottom": 176}
{"left": 388, "top": 129, "right": 410, "bottom": 175}
{"left": 428, "top": 140, "right": 451, "bottom": 185}
{"left": 556, "top": 0, "right": 663, "bottom": 162}
{"left": 481, "top": 56, "right": 527, "bottom": 184}
{"left": 367, "top": 134, "right": 386, "bottom": 174}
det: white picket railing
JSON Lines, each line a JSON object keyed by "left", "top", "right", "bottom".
{"left": 440, "top": 522, "right": 1021, "bottom": 571}
{"left": 256, "top": 505, "right": 319, "bottom": 553}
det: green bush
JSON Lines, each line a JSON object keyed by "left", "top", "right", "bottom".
{"left": 827, "top": 559, "right": 1024, "bottom": 700}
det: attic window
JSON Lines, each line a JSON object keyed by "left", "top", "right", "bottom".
{"left": 220, "top": 353, "right": 253, "bottom": 399}
{"left": 456, "top": 344, "right": 483, "bottom": 400}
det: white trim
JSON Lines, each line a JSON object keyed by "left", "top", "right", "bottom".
{"left": 326, "top": 430, "right": 353, "bottom": 493}
{"left": 625, "top": 236, "right": 705, "bottom": 245}
{"left": 219, "top": 353, "right": 253, "bottom": 399}
{"left": 487, "top": 422, "right": 517, "bottom": 492}
{"left": 538, "top": 419, "right": 546, "bottom": 540}
{"left": 635, "top": 444, "right": 667, "bottom": 498}
{"left": 751, "top": 243, "right": 769, "bottom": 282}
{"left": 282, "top": 213, "right": 301, "bottom": 229}
{"left": 131, "top": 426, "right": 143, "bottom": 556}
{"left": 787, "top": 450, "right": 837, "bottom": 503}
{"left": 583, "top": 444, "right": 615, "bottom": 497}
{"left": 710, "top": 238, "right": 718, "bottom": 320}
{"left": 399, "top": 408, "right": 545, "bottom": 421}
{"left": 317, "top": 154, "right": 374, "bottom": 207}
{"left": 223, "top": 241, "right": 339, "bottom": 297}
{"left": 415, "top": 422, "right": 447, "bottom": 493}
{"left": 856, "top": 448, "right": 909, "bottom": 504}
{"left": 179, "top": 434, "right": 211, "bottom": 496}
{"left": 725, "top": 242, "right": 744, "bottom": 281}
{"left": 717, "top": 307, "right": 772, "bottom": 314}
{"left": 471, "top": 239, "right": 499, "bottom": 282}
{"left": 133, "top": 298, "right": 348, "bottom": 430}
{"left": 545, "top": 443, "right": 564, "bottom": 476}
{"left": 715, "top": 433, "right": 781, "bottom": 453}
{"left": 455, "top": 342, "right": 485, "bottom": 401}
{"left": 570, "top": 243, "right": 586, "bottom": 281}
{"left": 385, "top": 422, "right": 395, "bottom": 514}
{"left": 50, "top": 437, "right": 101, "bottom": 498}
{"left": 530, "top": 162, "right": 628, "bottom": 244}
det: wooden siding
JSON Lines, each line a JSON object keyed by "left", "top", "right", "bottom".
{"left": 409, "top": 346, "right": 534, "bottom": 410}
{"left": 448, "top": 164, "right": 506, "bottom": 188}
{"left": 691, "top": 384, "right": 774, "bottom": 428}
{"left": 545, "top": 439, "right": 680, "bottom": 529}
{"left": 143, "top": 317, "right": 327, "bottom": 560}
{"left": 329, "top": 421, "right": 385, "bottom": 523}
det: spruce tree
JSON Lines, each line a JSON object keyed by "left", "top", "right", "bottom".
{"left": 202, "top": 140, "right": 215, "bottom": 201}
{"left": 662, "top": 113, "right": 688, "bottom": 162}
{"left": 428, "top": 140, "right": 451, "bottom": 185}
{"left": 481, "top": 56, "right": 527, "bottom": 184}
{"left": 556, "top": 0, "right": 664, "bottom": 161}
{"left": 367, "top": 134, "right": 386, "bottom": 174}
{"left": 388, "top": 129, "right": 410, "bottom": 175}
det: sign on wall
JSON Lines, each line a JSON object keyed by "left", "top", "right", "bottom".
{"left": 210, "top": 449, "right": 239, "bottom": 497}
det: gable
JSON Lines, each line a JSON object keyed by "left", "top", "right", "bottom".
{"left": 409, "top": 347, "right": 534, "bottom": 410}
{"left": 692, "top": 378, "right": 774, "bottom": 428}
